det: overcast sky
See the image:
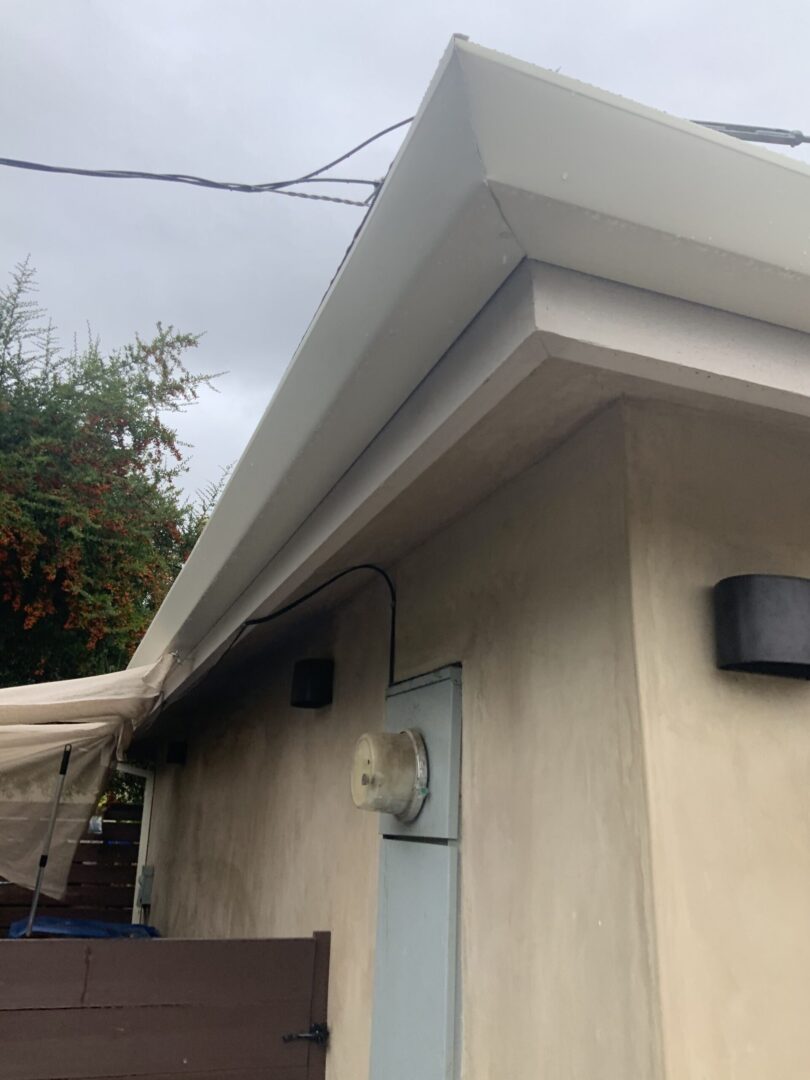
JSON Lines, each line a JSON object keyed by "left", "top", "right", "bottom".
{"left": 3, "top": 0, "right": 810, "bottom": 497}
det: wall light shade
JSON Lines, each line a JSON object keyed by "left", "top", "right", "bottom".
{"left": 714, "top": 574, "right": 810, "bottom": 679}
{"left": 290, "top": 658, "right": 334, "bottom": 708}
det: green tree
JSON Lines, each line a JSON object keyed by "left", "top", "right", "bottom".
{"left": 0, "top": 260, "right": 222, "bottom": 686}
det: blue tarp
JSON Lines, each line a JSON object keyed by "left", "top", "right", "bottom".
{"left": 8, "top": 916, "right": 159, "bottom": 939}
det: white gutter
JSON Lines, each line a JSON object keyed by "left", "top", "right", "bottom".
{"left": 133, "top": 37, "right": 810, "bottom": 689}
{"left": 132, "top": 39, "right": 523, "bottom": 669}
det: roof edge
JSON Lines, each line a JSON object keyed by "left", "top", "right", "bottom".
{"left": 132, "top": 38, "right": 522, "bottom": 667}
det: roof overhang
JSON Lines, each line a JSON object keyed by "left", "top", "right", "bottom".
{"left": 132, "top": 38, "right": 810, "bottom": 697}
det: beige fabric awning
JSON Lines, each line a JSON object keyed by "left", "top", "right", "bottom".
{"left": 0, "top": 656, "right": 172, "bottom": 899}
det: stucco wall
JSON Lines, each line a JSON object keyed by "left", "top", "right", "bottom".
{"left": 397, "top": 406, "right": 662, "bottom": 1079}
{"left": 626, "top": 402, "right": 810, "bottom": 1079}
{"left": 148, "top": 404, "right": 662, "bottom": 1080}
{"left": 148, "top": 603, "right": 388, "bottom": 1080}
{"left": 148, "top": 394, "right": 810, "bottom": 1079}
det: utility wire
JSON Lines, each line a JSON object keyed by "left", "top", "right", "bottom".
{"left": 0, "top": 155, "right": 377, "bottom": 207}
{"left": 0, "top": 160, "right": 378, "bottom": 192}
{"left": 220, "top": 564, "right": 398, "bottom": 686}
{"left": 285, "top": 117, "right": 413, "bottom": 184}
{"left": 693, "top": 121, "right": 810, "bottom": 147}
{"left": 7, "top": 113, "right": 807, "bottom": 210}
{"left": 0, "top": 117, "right": 414, "bottom": 207}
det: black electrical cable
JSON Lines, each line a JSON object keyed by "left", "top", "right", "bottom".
{"left": 222, "top": 564, "right": 397, "bottom": 686}
{"left": 0, "top": 158, "right": 378, "bottom": 195}
{"left": 280, "top": 117, "right": 414, "bottom": 186}
{"left": 693, "top": 121, "right": 810, "bottom": 147}
{"left": 0, "top": 117, "right": 415, "bottom": 205}
{"left": 7, "top": 112, "right": 809, "bottom": 206}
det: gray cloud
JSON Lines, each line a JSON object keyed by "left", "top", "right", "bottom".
{"left": 3, "top": 0, "right": 809, "bottom": 495}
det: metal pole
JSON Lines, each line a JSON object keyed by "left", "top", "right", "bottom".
{"left": 24, "top": 743, "right": 72, "bottom": 939}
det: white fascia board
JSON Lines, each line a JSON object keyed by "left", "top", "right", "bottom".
{"left": 135, "top": 37, "right": 810, "bottom": 677}
{"left": 532, "top": 263, "right": 810, "bottom": 415}
{"left": 456, "top": 41, "right": 810, "bottom": 334}
{"left": 153, "top": 260, "right": 810, "bottom": 701}
{"left": 160, "top": 265, "right": 543, "bottom": 698}
{"left": 132, "top": 44, "right": 523, "bottom": 667}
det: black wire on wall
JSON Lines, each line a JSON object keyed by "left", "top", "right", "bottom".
{"left": 222, "top": 564, "right": 397, "bottom": 686}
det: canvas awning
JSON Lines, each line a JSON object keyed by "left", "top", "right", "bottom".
{"left": 0, "top": 655, "right": 173, "bottom": 899}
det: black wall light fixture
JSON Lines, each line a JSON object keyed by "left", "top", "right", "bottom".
{"left": 213, "top": 563, "right": 397, "bottom": 709}
{"left": 165, "top": 741, "right": 188, "bottom": 766}
{"left": 713, "top": 574, "right": 810, "bottom": 679}
{"left": 290, "top": 659, "right": 334, "bottom": 709}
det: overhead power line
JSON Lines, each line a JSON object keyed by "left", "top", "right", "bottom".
{"left": 0, "top": 117, "right": 415, "bottom": 207}
{"left": 0, "top": 164, "right": 369, "bottom": 207}
{"left": 3, "top": 115, "right": 807, "bottom": 210}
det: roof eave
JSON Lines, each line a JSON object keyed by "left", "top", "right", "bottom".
{"left": 456, "top": 42, "right": 810, "bottom": 333}
{"left": 132, "top": 41, "right": 523, "bottom": 668}
{"left": 133, "top": 37, "right": 810, "bottom": 680}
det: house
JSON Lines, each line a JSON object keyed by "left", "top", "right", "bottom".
{"left": 131, "top": 38, "right": 810, "bottom": 1080}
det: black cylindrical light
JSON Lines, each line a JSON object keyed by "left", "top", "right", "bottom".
{"left": 713, "top": 574, "right": 810, "bottom": 679}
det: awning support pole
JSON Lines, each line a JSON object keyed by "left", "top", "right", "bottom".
{"left": 24, "top": 743, "right": 72, "bottom": 939}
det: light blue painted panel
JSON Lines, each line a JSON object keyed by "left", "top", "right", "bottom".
{"left": 382, "top": 666, "right": 462, "bottom": 840}
{"left": 370, "top": 838, "right": 458, "bottom": 1080}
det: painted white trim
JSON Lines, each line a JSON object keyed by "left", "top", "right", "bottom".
{"left": 162, "top": 264, "right": 543, "bottom": 696}
{"left": 531, "top": 263, "right": 810, "bottom": 416}
{"left": 114, "top": 762, "right": 154, "bottom": 925}
{"left": 132, "top": 41, "right": 523, "bottom": 670}
{"left": 134, "top": 36, "right": 810, "bottom": 691}
{"left": 161, "top": 260, "right": 810, "bottom": 701}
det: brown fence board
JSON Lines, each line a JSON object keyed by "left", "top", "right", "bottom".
{"left": 86, "top": 821, "right": 140, "bottom": 842}
{"left": 67, "top": 864, "right": 138, "bottom": 887}
{"left": 74, "top": 842, "right": 139, "bottom": 866}
{"left": 0, "top": 885, "right": 136, "bottom": 909}
{"left": 86, "top": 939, "right": 316, "bottom": 1007}
{"left": 100, "top": 805, "right": 143, "bottom": 822}
{"left": 0, "top": 1004, "right": 310, "bottom": 1079}
{"left": 0, "top": 940, "right": 89, "bottom": 1009}
{"left": 0, "top": 799, "right": 143, "bottom": 936}
{"left": 306, "top": 933, "right": 331, "bottom": 1080}
{"left": 0, "top": 935, "right": 329, "bottom": 1080}
{"left": 0, "top": 906, "right": 132, "bottom": 925}
{"left": 88, "top": 1072, "right": 306, "bottom": 1079}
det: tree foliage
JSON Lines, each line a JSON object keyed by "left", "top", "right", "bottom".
{"left": 0, "top": 260, "right": 222, "bottom": 686}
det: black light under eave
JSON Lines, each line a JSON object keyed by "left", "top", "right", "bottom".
{"left": 714, "top": 574, "right": 810, "bottom": 679}
{"left": 290, "top": 658, "right": 334, "bottom": 709}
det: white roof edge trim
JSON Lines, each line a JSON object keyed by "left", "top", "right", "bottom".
{"left": 133, "top": 35, "right": 810, "bottom": 677}
{"left": 132, "top": 39, "right": 523, "bottom": 667}
{"left": 160, "top": 263, "right": 543, "bottom": 702}
{"left": 458, "top": 39, "right": 810, "bottom": 178}
{"left": 454, "top": 41, "right": 810, "bottom": 294}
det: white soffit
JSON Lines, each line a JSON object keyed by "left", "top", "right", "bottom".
{"left": 133, "top": 36, "right": 810, "bottom": 676}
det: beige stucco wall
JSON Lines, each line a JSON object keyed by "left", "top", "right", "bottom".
{"left": 397, "top": 407, "right": 662, "bottom": 1079}
{"left": 148, "top": 602, "right": 389, "bottom": 1080}
{"left": 626, "top": 402, "right": 810, "bottom": 1079}
{"left": 148, "top": 390, "right": 810, "bottom": 1079}
{"left": 149, "top": 405, "right": 662, "bottom": 1079}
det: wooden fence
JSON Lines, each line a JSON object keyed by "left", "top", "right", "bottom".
{"left": 0, "top": 933, "right": 331, "bottom": 1079}
{"left": 0, "top": 803, "right": 142, "bottom": 935}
